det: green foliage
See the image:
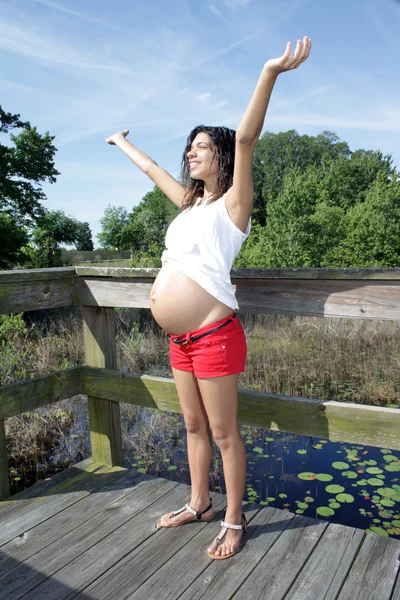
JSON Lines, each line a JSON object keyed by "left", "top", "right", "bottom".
{"left": 0, "top": 314, "right": 34, "bottom": 383}
{"left": 0, "top": 213, "right": 29, "bottom": 269}
{"left": 0, "top": 106, "right": 60, "bottom": 268}
{"left": 235, "top": 132, "right": 399, "bottom": 268}
{"left": 22, "top": 210, "right": 94, "bottom": 268}
{"left": 121, "top": 187, "right": 179, "bottom": 255}
{"left": 0, "top": 106, "right": 59, "bottom": 225}
{"left": 98, "top": 205, "right": 129, "bottom": 252}
{"left": 0, "top": 313, "right": 28, "bottom": 342}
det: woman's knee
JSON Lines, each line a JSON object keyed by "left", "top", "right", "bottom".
{"left": 211, "top": 425, "right": 241, "bottom": 451}
{"left": 184, "top": 415, "right": 209, "bottom": 436}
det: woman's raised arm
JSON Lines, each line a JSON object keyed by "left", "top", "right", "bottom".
{"left": 106, "top": 129, "right": 187, "bottom": 208}
{"left": 226, "top": 36, "right": 312, "bottom": 218}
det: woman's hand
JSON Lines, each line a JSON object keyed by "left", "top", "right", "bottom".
{"left": 264, "top": 36, "right": 311, "bottom": 76}
{"left": 105, "top": 129, "right": 129, "bottom": 145}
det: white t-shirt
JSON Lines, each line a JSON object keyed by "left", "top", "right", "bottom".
{"left": 161, "top": 194, "right": 251, "bottom": 310}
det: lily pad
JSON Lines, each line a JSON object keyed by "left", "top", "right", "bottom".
{"left": 304, "top": 496, "right": 314, "bottom": 503}
{"left": 328, "top": 502, "right": 341, "bottom": 509}
{"left": 297, "top": 502, "right": 309, "bottom": 510}
{"left": 315, "top": 473, "right": 333, "bottom": 482}
{"left": 253, "top": 447, "right": 263, "bottom": 454}
{"left": 316, "top": 506, "right": 335, "bottom": 517}
{"left": 367, "top": 478, "right": 383, "bottom": 486}
{"left": 385, "top": 462, "right": 400, "bottom": 472}
{"left": 380, "top": 499, "right": 395, "bottom": 508}
{"left": 326, "top": 484, "right": 345, "bottom": 494}
{"left": 336, "top": 493, "right": 355, "bottom": 503}
{"left": 383, "top": 455, "right": 398, "bottom": 463}
{"left": 366, "top": 467, "right": 383, "bottom": 475}
{"left": 298, "top": 472, "right": 316, "bottom": 481}
{"left": 332, "top": 462, "right": 349, "bottom": 470}
{"left": 377, "top": 488, "right": 398, "bottom": 498}
{"left": 342, "top": 471, "right": 358, "bottom": 479}
{"left": 297, "top": 450, "right": 307, "bottom": 455}
{"left": 366, "top": 527, "right": 389, "bottom": 536}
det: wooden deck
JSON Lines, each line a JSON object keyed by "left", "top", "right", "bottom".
{"left": 0, "top": 460, "right": 399, "bottom": 600}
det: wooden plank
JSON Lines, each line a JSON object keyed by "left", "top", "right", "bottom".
{"left": 232, "top": 515, "right": 329, "bottom": 600}
{"left": 0, "top": 367, "right": 81, "bottom": 420}
{"left": 0, "top": 275, "right": 76, "bottom": 314}
{"left": 133, "top": 506, "right": 292, "bottom": 600}
{"left": 0, "top": 267, "right": 75, "bottom": 283}
{"left": 4, "top": 480, "right": 183, "bottom": 600}
{"left": 81, "top": 490, "right": 234, "bottom": 600}
{"left": 76, "top": 277, "right": 153, "bottom": 308}
{"left": 83, "top": 306, "right": 123, "bottom": 467}
{"left": 391, "top": 570, "right": 400, "bottom": 600}
{"left": 0, "top": 477, "right": 177, "bottom": 600}
{"left": 0, "top": 420, "right": 8, "bottom": 500}
{"left": 0, "top": 457, "right": 96, "bottom": 522}
{"left": 74, "top": 272, "right": 400, "bottom": 320}
{"left": 0, "top": 469, "right": 142, "bottom": 568}
{"left": 81, "top": 367, "right": 400, "bottom": 450}
{"left": 235, "top": 278, "right": 400, "bottom": 320}
{"left": 74, "top": 266, "right": 400, "bottom": 280}
{"left": 0, "top": 464, "right": 127, "bottom": 546}
{"left": 284, "top": 523, "right": 365, "bottom": 600}
{"left": 337, "top": 533, "right": 400, "bottom": 600}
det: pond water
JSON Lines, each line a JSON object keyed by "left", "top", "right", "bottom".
{"left": 9, "top": 400, "right": 400, "bottom": 539}
{"left": 124, "top": 409, "right": 400, "bottom": 539}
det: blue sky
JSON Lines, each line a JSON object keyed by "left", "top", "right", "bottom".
{"left": 1, "top": 0, "right": 400, "bottom": 246}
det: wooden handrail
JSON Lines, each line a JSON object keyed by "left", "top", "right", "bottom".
{"left": 1, "top": 266, "right": 400, "bottom": 499}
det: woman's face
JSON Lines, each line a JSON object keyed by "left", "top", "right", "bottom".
{"left": 186, "top": 132, "right": 218, "bottom": 181}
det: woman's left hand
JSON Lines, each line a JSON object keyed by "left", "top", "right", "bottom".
{"left": 264, "top": 36, "right": 311, "bottom": 76}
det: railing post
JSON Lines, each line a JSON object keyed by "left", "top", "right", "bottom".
{"left": 82, "top": 306, "right": 123, "bottom": 467}
{"left": 0, "top": 420, "right": 9, "bottom": 499}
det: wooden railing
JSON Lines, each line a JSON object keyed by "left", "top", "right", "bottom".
{"left": 1, "top": 266, "right": 400, "bottom": 500}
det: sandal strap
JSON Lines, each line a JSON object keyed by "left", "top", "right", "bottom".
{"left": 216, "top": 513, "right": 247, "bottom": 546}
{"left": 169, "top": 498, "right": 212, "bottom": 520}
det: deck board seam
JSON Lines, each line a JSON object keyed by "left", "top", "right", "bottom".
{"left": 334, "top": 529, "right": 367, "bottom": 600}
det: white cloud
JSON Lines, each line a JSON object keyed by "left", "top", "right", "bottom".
{"left": 207, "top": 3, "right": 229, "bottom": 21}
{"left": 34, "top": 0, "right": 129, "bottom": 32}
{"left": 223, "top": 0, "right": 251, "bottom": 8}
{"left": 197, "top": 93, "right": 212, "bottom": 102}
{"left": 0, "top": 21, "right": 133, "bottom": 73}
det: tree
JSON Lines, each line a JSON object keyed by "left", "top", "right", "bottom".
{"left": 75, "top": 222, "right": 94, "bottom": 251}
{"left": 98, "top": 205, "right": 129, "bottom": 252}
{"left": 0, "top": 106, "right": 60, "bottom": 267}
{"left": 121, "top": 187, "right": 179, "bottom": 256}
{"left": 234, "top": 141, "right": 399, "bottom": 269}
{"left": 252, "top": 130, "right": 351, "bottom": 226}
{"left": 23, "top": 210, "right": 94, "bottom": 268}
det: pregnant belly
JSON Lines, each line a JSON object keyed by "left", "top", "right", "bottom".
{"left": 150, "top": 262, "right": 233, "bottom": 334}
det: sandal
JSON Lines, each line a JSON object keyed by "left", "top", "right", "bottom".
{"left": 156, "top": 499, "right": 214, "bottom": 529}
{"left": 207, "top": 513, "right": 247, "bottom": 560}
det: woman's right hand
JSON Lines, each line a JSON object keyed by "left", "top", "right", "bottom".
{"left": 105, "top": 129, "right": 129, "bottom": 145}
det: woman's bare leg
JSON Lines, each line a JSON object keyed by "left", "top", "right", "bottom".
{"left": 197, "top": 373, "right": 246, "bottom": 556}
{"left": 158, "top": 368, "right": 213, "bottom": 525}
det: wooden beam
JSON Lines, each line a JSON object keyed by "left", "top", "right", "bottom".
{"left": 74, "top": 275, "right": 400, "bottom": 320}
{"left": 82, "top": 307, "right": 123, "bottom": 467}
{"left": 0, "top": 273, "right": 76, "bottom": 314}
{"left": 81, "top": 366, "right": 400, "bottom": 451}
{"left": 0, "top": 421, "right": 8, "bottom": 500}
{"left": 0, "top": 367, "right": 81, "bottom": 421}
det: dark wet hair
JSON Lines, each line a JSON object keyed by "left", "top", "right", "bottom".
{"left": 180, "top": 125, "right": 236, "bottom": 210}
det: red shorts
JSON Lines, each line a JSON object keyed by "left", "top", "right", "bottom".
{"left": 166, "top": 313, "right": 247, "bottom": 378}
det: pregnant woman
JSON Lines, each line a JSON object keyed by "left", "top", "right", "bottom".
{"left": 106, "top": 36, "right": 311, "bottom": 559}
